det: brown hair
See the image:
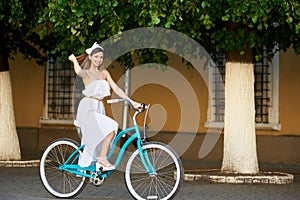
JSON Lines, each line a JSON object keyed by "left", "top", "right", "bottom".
{"left": 76, "top": 48, "right": 104, "bottom": 70}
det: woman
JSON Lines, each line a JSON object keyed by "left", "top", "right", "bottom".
{"left": 69, "top": 42, "right": 139, "bottom": 171}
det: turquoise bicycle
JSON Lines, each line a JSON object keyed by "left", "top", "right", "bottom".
{"left": 39, "top": 99, "right": 183, "bottom": 200}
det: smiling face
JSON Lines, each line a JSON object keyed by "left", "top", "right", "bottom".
{"left": 90, "top": 51, "right": 104, "bottom": 68}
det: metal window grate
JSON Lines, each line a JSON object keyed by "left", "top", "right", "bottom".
{"left": 213, "top": 53, "right": 226, "bottom": 122}
{"left": 46, "top": 59, "right": 76, "bottom": 120}
{"left": 211, "top": 52, "right": 271, "bottom": 123}
{"left": 254, "top": 49, "right": 270, "bottom": 123}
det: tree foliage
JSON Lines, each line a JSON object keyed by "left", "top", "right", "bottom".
{"left": 37, "top": 0, "right": 300, "bottom": 63}
{"left": 192, "top": 0, "right": 300, "bottom": 60}
{"left": 1, "top": 0, "right": 299, "bottom": 66}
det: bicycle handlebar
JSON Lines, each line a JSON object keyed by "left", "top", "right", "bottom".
{"left": 107, "top": 99, "right": 147, "bottom": 112}
{"left": 107, "top": 99, "right": 123, "bottom": 104}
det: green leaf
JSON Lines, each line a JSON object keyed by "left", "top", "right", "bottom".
{"left": 255, "top": 54, "right": 262, "bottom": 61}
{"left": 201, "top": 1, "right": 207, "bottom": 8}
{"left": 88, "top": 21, "right": 94, "bottom": 26}
{"left": 259, "top": 8, "right": 265, "bottom": 16}
{"left": 241, "top": 5, "right": 248, "bottom": 13}
{"left": 296, "top": 22, "right": 300, "bottom": 34}
{"left": 286, "top": 16, "right": 293, "bottom": 23}
{"left": 113, "top": 1, "right": 118, "bottom": 7}
{"left": 151, "top": 15, "right": 161, "bottom": 25}
{"left": 252, "top": 16, "right": 258, "bottom": 24}
{"left": 222, "top": 14, "right": 230, "bottom": 21}
{"left": 165, "top": 21, "right": 171, "bottom": 28}
{"left": 258, "top": 23, "right": 263, "bottom": 30}
{"left": 296, "top": 9, "right": 300, "bottom": 17}
{"left": 71, "top": 27, "right": 77, "bottom": 35}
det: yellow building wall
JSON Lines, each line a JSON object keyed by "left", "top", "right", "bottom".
{"left": 126, "top": 53, "right": 209, "bottom": 134}
{"left": 9, "top": 55, "right": 45, "bottom": 128}
{"left": 279, "top": 48, "right": 300, "bottom": 135}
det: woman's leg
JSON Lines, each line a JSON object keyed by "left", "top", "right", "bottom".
{"left": 97, "top": 131, "right": 115, "bottom": 170}
{"left": 99, "top": 131, "right": 115, "bottom": 157}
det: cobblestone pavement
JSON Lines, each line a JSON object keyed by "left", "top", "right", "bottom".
{"left": 0, "top": 167, "right": 300, "bottom": 200}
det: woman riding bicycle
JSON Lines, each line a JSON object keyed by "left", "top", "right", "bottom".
{"left": 68, "top": 42, "right": 140, "bottom": 171}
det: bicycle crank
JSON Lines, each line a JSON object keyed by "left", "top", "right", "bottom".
{"left": 90, "top": 172, "right": 105, "bottom": 186}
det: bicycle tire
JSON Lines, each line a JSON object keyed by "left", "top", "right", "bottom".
{"left": 39, "top": 138, "right": 87, "bottom": 198}
{"left": 125, "top": 142, "right": 183, "bottom": 200}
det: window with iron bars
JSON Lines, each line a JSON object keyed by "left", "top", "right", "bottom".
{"left": 41, "top": 58, "right": 80, "bottom": 123}
{"left": 206, "top": 49, "right": 280, "bottom": 129}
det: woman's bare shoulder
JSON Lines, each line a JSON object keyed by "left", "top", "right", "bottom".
{"left": 102, "top": 69, "right": 111, "bottom": 78}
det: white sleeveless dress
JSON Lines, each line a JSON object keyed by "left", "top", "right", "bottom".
{"left": 75, "top": 80, "right": 118, "bottom": 167}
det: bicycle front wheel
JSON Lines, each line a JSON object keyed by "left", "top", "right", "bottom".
{"left": 39, "top": 138, "right": 87, "bottom": 198}
{"left": 125, "top": 142, "right": 183, "bottom": 200}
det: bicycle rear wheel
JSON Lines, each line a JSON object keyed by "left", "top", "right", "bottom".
{"left": 39, "top": 138, "right": 87, "bottom": 198}
{"left": 125, "top": 142, "right": 183, "bottom": 200}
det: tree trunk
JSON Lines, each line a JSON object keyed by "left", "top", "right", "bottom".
{"left": 221, "top": 59, "right": 258, "bottom": 174}
{"left": 0, "top": 49, "right": 21, "bottom": 160}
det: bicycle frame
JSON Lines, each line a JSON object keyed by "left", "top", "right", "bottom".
{"left": 107, "top": 124, "right": 156, "bottom": 175}
{"left": 59, "top": 102, "right": 155, "bottom": 179}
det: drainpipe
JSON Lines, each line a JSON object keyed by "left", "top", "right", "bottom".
{"left": 122, "top": 68, "right": 130, "bottom": 130}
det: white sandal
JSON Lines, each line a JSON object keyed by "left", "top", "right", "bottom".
{"left": 96, "top": 157, "right": 115, "bottom": 171}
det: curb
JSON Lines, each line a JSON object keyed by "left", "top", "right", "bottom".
{"left": 0, "top": 160, "right": 40, "bottom": 168}
{"left": 184, "top": 169, "right": 294, "bottom": 184}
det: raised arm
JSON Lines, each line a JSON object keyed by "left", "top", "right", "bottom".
{"left": 68, "top": 54, "right": 85, "bottom": 77}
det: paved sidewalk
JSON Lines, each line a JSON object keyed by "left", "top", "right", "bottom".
{"left": 1, "top": 166, "right": 300, "bottom": 200}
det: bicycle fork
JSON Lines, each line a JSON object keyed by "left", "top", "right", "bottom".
{"left": 137, "top": 142, "right": 160, "bottom": 200}
{"left": 137, "top": 141, "right": 157, "bottom": 175}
